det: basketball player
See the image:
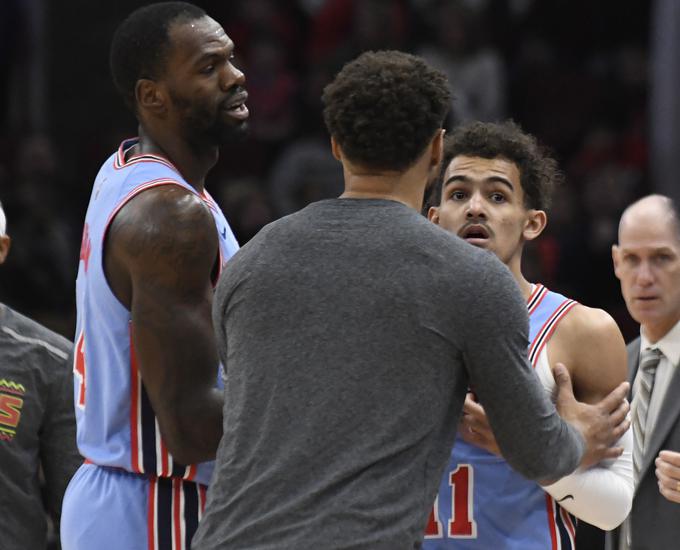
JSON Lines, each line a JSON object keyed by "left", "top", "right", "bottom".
{"left": 193, "top": 52, "right": 629, "bottom": 550}
{"left": 424, "top": 121, "right": 634, "bottom": 549}
{"left": 60, "top": 3, "right": 247, "bottom": 550}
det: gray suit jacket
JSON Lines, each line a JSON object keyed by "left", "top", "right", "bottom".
{"left": 607, "top": 337, "right": 680, "bottom": 550}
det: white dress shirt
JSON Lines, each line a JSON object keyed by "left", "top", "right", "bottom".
{"left": 635, "top": 319, "right": 680, "bottom": 440}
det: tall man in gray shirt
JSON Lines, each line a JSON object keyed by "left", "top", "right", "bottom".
{"left": 194, "top": 51, "right": 630, "bottom": 550}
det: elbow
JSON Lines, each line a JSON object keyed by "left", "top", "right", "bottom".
{"left": 163, "top": 430, "right": 215, "bottom": 466}
{"left": 508, "top": 454, "right": 574, "bottom": 483}
{"left": 158, "top": 415, "right": 217, "bottom": 466}
{"left": 595, "top": 490, "right": 633, "bottom": 531}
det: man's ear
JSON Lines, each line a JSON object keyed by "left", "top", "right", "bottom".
{"left": 611, "top": 244, "right": 621, "bottom": 279}
{"left": 0, "top": 235, "right": 11, "bottom": 265}
{"left": 330, "top": 136, "right": 342, "bottom": 161}
{"left": 522, "top": 209, "right": 547, "bottom": 242}
{"left": 135, "top": 79, "right": 166, "bottom": 115}
{"left": 430, "top": 128, "right": 445, "bottom": 168}
{"left": 427, "top": 206, "right": 440, "bottom": 224}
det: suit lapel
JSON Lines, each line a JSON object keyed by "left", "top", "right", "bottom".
{"left": 638, "top": 361, "right": 680, "bottom": 481}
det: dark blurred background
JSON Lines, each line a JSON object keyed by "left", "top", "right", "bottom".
{"left": 3, "top": 1, "right": 679, "bottom": 548}
{"left": 0, "top": 0, "right": 665, "bottom": 342}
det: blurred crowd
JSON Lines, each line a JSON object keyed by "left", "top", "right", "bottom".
{"left": 0, "top": 0, "right": 649, "bottom": 341}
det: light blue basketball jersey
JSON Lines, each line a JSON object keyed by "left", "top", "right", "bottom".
{"left": 73, "top": 138, "right": 239, "bottom": 485}
{"left": 423, "top": 284, "right": 578, "bottom": 549}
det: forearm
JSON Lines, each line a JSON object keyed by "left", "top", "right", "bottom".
{"left": 133, "top": 294, "right": 224, "bottom": 464}
{"left": 173, "top": 386, "right": 224, "bottom": 463}
{"left": 542, "top": 427, "right": 633, "bottom": 530}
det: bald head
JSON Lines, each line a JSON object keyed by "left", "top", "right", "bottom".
{"left": 618, "top": 194, "right": 680, "bottom": 244}
{"left": 613, "top": 194, "right": 680, "bottom": 342}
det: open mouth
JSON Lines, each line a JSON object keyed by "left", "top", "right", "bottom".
{"left": 222, "top": 92, "right": 249, "bottom": 120}
{"left": 459, "top": 224, "right": 490, "bottom": 243}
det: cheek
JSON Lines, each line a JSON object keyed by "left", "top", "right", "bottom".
{"left": 437, "top": 208, "right": 464, "bottom": 231}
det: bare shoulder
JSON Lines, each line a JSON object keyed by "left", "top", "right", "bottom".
{"left": 550, "top": 303, "right": 627, "bottom": 401}
{"left": 556, "top": 304, "right": 624, "bottom": 345}
{"left": 111, "top": 185, "right": 217, "bottom": 260}
{"left": 106, "top": 185, "right": 218, "bottom": 306}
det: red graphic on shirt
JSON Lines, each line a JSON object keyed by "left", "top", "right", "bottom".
{"left": 0, "top": 379, "right": 26, "bottom": 441}
{"left": 79, "top": 223, "right": 91, "bottom": 272}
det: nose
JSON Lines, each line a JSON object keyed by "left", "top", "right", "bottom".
{"left": 634, "top": 261, "right": 655, "bottom": 287}
{"left": 220, "top": 63, "right": 245, "bottom": 92}
{"left": 465, "top": 191, "right": 486, "bottom": 219}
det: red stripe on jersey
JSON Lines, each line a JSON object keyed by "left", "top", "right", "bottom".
{"left": 160, "top": 438, "right": 170, "bottom": 477}
{"left": 104, "top": 178, "right": 181, "bottom": 229}
{"left": 184, "top": 464, "right": 197, "bottom": 481}
{"left": 199, "top": 485, "right": 207, "bottom": 516}
{"left": 560, "top": 505, "right": 576, "bottom": 543}
{"left": 527, "top": 284, "right": 547, "bottom": 314}
{"left": 130, "top": 328, "right": 142, "bottom": 473}
{"left": 200, "top": 189, "right": 219, "bottom": 212}
{"left": 545, "top": 494, "right": 559, "bottom": 550}
{"left": 528, "top": 299, "right": 577, "bottom": 367}
{"left": 115, "top": 140, "right": 179, "bottom": 174}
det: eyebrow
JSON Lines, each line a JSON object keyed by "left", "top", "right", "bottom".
{"left": 443, "top": 175, "right": 515, "bottom": 191}
{"left": 620, "top": 246, "right": 676, "bottom": 255}
{"left": 193, "top": 40, "right": 234, "bottom": 66}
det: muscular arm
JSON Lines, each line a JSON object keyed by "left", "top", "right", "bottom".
{"left": 105, "top": 185, "right": 223, "bottom": 465}
{"left": 542, "top": 305, "right": 633, "bottom": 529}
{"left": 549, "top": 305, "right": 628, "bottom": 404}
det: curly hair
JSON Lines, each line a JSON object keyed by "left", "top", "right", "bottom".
{"left": 322, "top": 50, "right": 450, "bottom": 171}
{"left": 426, "top": 120, "right": 563, "bottom": 211}
{"left": 110, "top": 2, "right": 207, "bottom": 111}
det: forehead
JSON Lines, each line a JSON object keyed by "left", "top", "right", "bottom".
{"left": 166, "top": 16, "right": 232, "bottom": 66}
{"left": 444, "top": 155, "right": 521, "bottom": 188}
{"left": 619, "top": 215, "right": 680, "bottom": 251}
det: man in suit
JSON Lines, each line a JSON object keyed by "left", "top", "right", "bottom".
{"left": 611, "top": 194, "right": 680, "bottom": 549}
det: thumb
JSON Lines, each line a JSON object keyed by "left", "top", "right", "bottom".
{"left": 552, "top": 362, "right": 575, "bottom": 404}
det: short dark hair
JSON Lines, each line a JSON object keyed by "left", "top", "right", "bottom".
{"left": 426, "top": 120, "right": 563, "bottom": 211}
{"left": 322, "top": 50, "right": 450, "bottom": 171}
{"left": 110, "top": 2, "right": 207, "bottom": 110}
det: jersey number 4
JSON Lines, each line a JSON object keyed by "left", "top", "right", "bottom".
{"left": 73, "top": 331, "right": 86, "bottom": 409}
{"left": 425, "top": 464, "right": 478, "bottom": 539}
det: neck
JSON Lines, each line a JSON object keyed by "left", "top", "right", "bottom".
{"left": 643, "top": 317, "right": 680, "bottom": 344}
{"left": 135, "top": 124, "right": 218, "bottom": 192}
{"left": 339, "top": 163, "right": 430, "bottom": 211}
{"left": 503, "top": 250, "right": 533, "bottom": 300}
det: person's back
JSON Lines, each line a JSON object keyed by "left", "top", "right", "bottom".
{"left": 205, "top": 197, "right": 550, "bottom": 548}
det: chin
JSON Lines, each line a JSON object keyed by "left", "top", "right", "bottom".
{"left": 220, "top": 121, "right": 249, "bottom": 143}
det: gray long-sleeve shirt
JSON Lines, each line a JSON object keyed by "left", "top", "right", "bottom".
{"left": 194, "top": 199, "right": 583, "bottom": 550}
{"left": 0, "top": 304, "right": 81, "bottom": 549}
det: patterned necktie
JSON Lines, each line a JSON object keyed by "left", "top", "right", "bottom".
{"left": 632, "top": 347, "right": 662, "bottom": 482}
